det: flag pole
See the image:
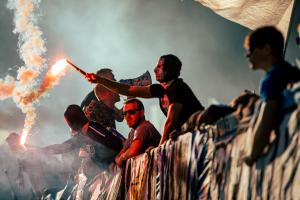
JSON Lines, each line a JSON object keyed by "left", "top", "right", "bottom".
{"left": 283, "top": 0, "right": 297, "bottom": 58}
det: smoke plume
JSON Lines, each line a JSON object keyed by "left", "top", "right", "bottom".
{"left": 0, "top": 0, "right": 66, "bottom": 144}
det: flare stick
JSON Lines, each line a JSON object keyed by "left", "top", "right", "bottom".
{"left": 66, "top": 60, "right": 87, "bottom": 76}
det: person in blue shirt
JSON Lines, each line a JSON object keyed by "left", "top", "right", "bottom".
{"left": 243, "top": 26, "right": 300, "bottom": 166}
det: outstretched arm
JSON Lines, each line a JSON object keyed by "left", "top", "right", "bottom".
{"left": 86, "top": 73, "right": 153, "bottom": 98}
{"left": 244, "top": 100, "right": 279, "bottom": 166}
{"left": 40, "top": 139, "right": 75, "bottom": 154}
{"left": 159, "top": 103, "right": 182, "bottom": 145}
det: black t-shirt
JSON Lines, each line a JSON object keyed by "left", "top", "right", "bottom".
{"left": 150, "top": 79, "right": 204, "bottom": 130}
{"left": 81, "top": 90, "right": 97, "bottom": 109}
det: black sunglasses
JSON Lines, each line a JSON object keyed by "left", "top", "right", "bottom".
{"left": 122, "top": 109, "right": 141, "bottom": 116}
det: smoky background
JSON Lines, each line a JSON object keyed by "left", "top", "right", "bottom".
{"left": 0, "top": 0, "right": 259, "bottom": 143}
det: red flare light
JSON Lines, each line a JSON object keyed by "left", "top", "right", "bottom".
{"left": 20, "top": 129, "right": 29, "bottom": 145}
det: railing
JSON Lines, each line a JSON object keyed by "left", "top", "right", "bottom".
{"left": 100, "top": 85, "right": 300, "bottom": 200}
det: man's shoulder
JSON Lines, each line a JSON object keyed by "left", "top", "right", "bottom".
{"left": 282, "top": 62, "right": 300, "bottom": 82}
{"left": 81, "top": 90, "right": 97, "bottom": 108}
{"left": 266, "top": 61, "right": 300, "bottom": 83}
{"left": 260, "top": 61, "right": 300, "bottom": 101}
{"left": 72, "top": 134, "right": 90, "bottom": 143}
{"left": 271, "top": 61, "right": 297, "bottom": 74}
{"left": 174, "top": 78, "right": 186, "bottom": 85}
{"left": 60, "top": 134, "right": 88, "bottom": 149}
{"left": 169, "top": 78, "right": 190, "bottom": 91}
{"left": 132, "top": 121, "right": 160, "bottom": 142}
{"left": 136, "top": 120, "right": 156, "bottom": 130}
{"left": 167, "top": 78, "right": 197, "bottom": 101}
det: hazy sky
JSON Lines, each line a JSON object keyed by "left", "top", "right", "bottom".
{"left": 0, "top": 0, "right": 299, "bottom": 146}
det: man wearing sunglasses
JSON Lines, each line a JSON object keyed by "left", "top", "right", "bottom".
{"left": 85, "top": 54, "right": 204, "bottom": 146}
{"left": 115, "top": 98, "right": 161, "bottom": 167}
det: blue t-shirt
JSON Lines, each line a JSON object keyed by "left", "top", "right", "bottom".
{"left": 260, "top": 61, "right": 300, "bottom": 102}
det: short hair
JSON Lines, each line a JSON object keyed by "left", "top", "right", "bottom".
{"left": 6, "top": 132, "right": 20, "bottom": 145}
{"left": 95, "top": 68, "right": 113, "bottom": 96}
{"left": 96, "top": 68, "right": 112, "bottom": 76}
{"left": 160, "top": 54, "right": 182, "bottom": 81}
{"left": 248, "top": 26, "right": 284, "bottom": 58}
{"left": 124, "top": 98, "right": 144, "bottom": 110}
{"left": 64, "top": 104, "right": 88, "bottom": 131}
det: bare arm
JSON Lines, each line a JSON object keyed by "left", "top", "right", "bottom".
{"left": 114, "top": 149, "right": 126, "bottom": 167}
{"left": 40, "top": 139, "right": 75, "bottom": 154}
{"left": 115, "top": 148, "right": 127, "bottom": 160}
{"left": 244, "top": 100, "right": 279, "bottom": 165}
{"left": 86, "top": 73, "right": 153, "bottom": 98}
{"left": 115, "top": 140, "right": 143, "bottom": 167}
{"left": 159, "top": 103, "right": 183, "bottom": 145}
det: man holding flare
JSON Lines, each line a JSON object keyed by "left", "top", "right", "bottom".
{"left": 85, "top": 54, "right": 204, "bottom": 146}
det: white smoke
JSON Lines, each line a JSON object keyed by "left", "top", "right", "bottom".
{"left": 0, "top": 0, "right": 66, "bottom": 144}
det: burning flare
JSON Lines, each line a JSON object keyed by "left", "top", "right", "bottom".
{"left": 19, "top": 59, "right": 68, "bottom": 106}
{"left": 18, "top": 59, "right": 68, "bottom": 145}
{"left": 20, "top": 128, "right": 30, "bottom": 146}
{"left": 51, "top": 59, "right": 68, "bottom": 75}
{"left": 0, "top": 0, "right": 69, "bottom": 145}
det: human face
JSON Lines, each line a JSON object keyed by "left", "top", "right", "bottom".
{"left": 123, "top": 102, "right": 143, "bottom": 128}
{"left": 154, "top": 58, "right": 165, "bottom": 82}
{"left": 244, "top": 37, "right": 267, "bottom": 70}
{"left": 96, "top": 71, "right": 120, "bottom": 102}
{"left": 106, "top": 73, "right": 116, "bottom": 81}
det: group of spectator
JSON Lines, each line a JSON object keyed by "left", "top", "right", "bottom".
{"left": 85, "top": 26, "right": 300, "bottom": 166}
{"left": 6, "top": 25, "right": 300, "bottom": 198}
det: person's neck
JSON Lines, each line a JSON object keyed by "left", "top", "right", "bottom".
{"left": 161, "top": 79, "right": 176, "bottom": 89}
{"left": 81, "top": 122, "right": 89, "bottom": 134}
{"left": 264, "top": 56, "right": 282, "bottom": 72}
{"left": 132, "top": 118, "right": 146, "bottom": 129}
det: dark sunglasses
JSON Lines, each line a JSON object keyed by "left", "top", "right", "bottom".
{"left": 122, "top": 109, "right": 141, "bottom": 116}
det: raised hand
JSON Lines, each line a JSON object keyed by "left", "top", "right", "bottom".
{"left": 85, "top": 73, "right": 98, "bottom": 83}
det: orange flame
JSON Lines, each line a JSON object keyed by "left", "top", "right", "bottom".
{"left": 50, "top": 59, "right": 68, "bottom": 75}
{"left": 19, "top": 59, "right": 69, "bottom": 145}
{"left": 20, "top": 129, "right": 29, "bottom": 145}
{"left": 3, "top": 0, "right": 72, "bottom": 146}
